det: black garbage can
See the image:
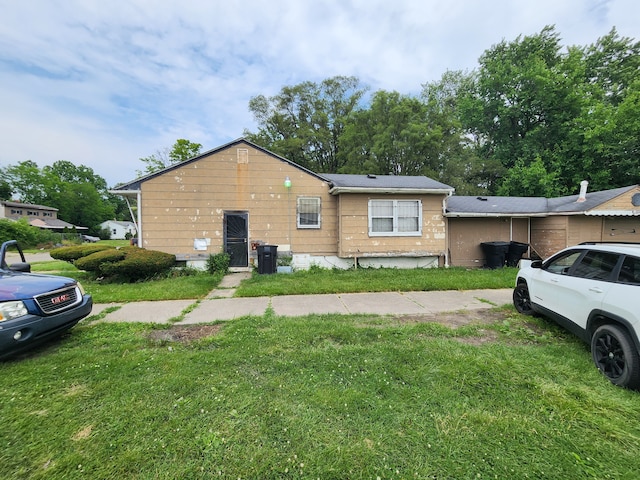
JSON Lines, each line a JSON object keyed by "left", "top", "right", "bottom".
{"left": 506, "top": 241, "right": 529, "bottom": 267}
{"left": 480, "top": 241, "right": 510, "bottom": 269}
{"left": 257, "top": 245, "right": 278, "bottom": 274}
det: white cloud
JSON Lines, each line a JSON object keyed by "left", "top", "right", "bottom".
{"left": 0, "top": 0, "right": 638, "bottom": 186}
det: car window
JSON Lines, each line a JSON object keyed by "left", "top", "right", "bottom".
{"left": 618, "top": 256, "right": 640, "bottom": 285}
{"left": 544, "top": 251, "right": 583, "bottom": 274}
{"left": 571, "top": 251, "right": 620, "bottom": 281}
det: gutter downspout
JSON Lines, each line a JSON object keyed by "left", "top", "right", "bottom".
{"left": 443, "top": 191, "right": 453, "bottom": 267}
{"left": 135, "top": 190, "right": 142, "bottom": 247}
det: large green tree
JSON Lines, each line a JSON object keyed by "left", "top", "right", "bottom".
{"left": 245, "top": 76, "right": 368, "bottom": 172}
{"left": 339, "top": 91, "right": 433, "bottom": 176}
{"left": 3, "top": 160, "right": 127, "bottom": 233}
{"left": 560, "top": 29, "right": 640, "bottom": 191}
{"left": 137, "top": 139, "right": 202, "bottom": 176}
{"left": 460, "top": 26, "right": 640, "bottom": 195}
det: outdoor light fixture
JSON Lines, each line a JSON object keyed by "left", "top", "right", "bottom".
{"left": 284, "top": 176, "right": 292, "bottom": 188}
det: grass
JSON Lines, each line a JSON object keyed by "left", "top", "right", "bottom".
{"left": 235, "top": 266, "right": 518, "bottom": 297}
{"left": 30, "top": 261, "right": 224, "bottom": 303}
{"left": 1, "top": 310, "right": 639, "bottom": 479}
{"left": 29, "top": 259, "right": 516, "bottom": 303}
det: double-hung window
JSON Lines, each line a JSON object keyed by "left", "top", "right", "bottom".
{"left": 368, "top": 200, "right": 422, "bottom": 236}
{"left": 297, "top": 197, "right": 321, "bottom": 229}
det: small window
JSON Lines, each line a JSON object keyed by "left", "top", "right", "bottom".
{"left": 297, "top": 197, "right": 321, "bottom": 229}
{"left": 369, "top": 200, "right": 422, "bottom": 236}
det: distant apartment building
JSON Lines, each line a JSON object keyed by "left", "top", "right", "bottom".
{"left": 0, "top": 200, "right": 85, "bottom": 231}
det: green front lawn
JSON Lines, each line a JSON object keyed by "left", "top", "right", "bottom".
{"left": 30, "top": 260, "right": 516, "bottom": 303}
{"left": 1, "top": 310, "right": 638, "bottom": 479}
{"left": 235, "top": 266, "right": 517, "bottom": 297}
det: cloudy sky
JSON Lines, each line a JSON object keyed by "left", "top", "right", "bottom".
{"left": 1, "top": 0, "right": 638, "bottom": 187}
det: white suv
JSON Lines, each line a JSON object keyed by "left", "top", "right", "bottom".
{"left": 514, "top": 243, "right": 640, "bottom": 390}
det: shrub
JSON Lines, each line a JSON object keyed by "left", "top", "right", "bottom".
{"left": 99, "top": 247, "right": 176, "bottom": 282}
{"left": 50, "top": 244, "right": 114, "bottom": 263}
{"left": 206, "top": 252, "right": 230, "bottom": 275}
{"left": 0, "top": 218, "right": 59, "bottom": 248}
{"left": 74, "top": 248, "right": 127, "bottom": 274}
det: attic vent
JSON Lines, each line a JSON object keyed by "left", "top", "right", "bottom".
{"left": 633, "top": 193, "right": 640, "bottom": 207}
{"left": 237, "top": 149, "right": 248, "bottom": 164}
{"left": 476, "top": 197, "right": 488, "bottom": 201}
{"left": 367, "top": 174, "right": 377, "bottom": 179}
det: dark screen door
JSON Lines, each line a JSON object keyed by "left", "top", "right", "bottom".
{"left": 224, "top": 213, "right": 248, "bottom": 267}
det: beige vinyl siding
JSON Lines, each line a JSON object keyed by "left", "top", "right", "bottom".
{"left": 337, "top": 193, "right": 447, "bottom": 257}
{"left": 530, "top": 217, "right": 568, "bottom": 259}
{"left": 566, "top": 216, "right": 604, "bottom": 245}
{"left": 138, "top": 143, "right": 337, "bottom": 256}
{"left": 592, "top": 186, "right": 640, "bottom": 211}
{"left": 448, "top": 218, "right": 512, "bottom": 268}
{"left": 602, "top": 217, "right": 640, "bottom": 242}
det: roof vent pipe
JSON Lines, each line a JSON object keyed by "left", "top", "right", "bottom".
{"left": 577, "top": 180, "right": 589, "bottom": 202}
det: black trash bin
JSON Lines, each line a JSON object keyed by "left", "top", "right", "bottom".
{"left": 506, "top": 241, "right": 529, "bottom": 267}
{"left": 257, "top": 245, "right": 278, "bottom": 274}
{"left": 480, "top": 241, "right": 510, "bottom": 269}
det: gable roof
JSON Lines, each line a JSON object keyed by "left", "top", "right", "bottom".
{"left": 1, "top": 200, "right": 58, "bottom": 212}
{"left": 112, "top": 138, "right": 325, "bottom": 192}
{"left": 445, "top": 185, "right": 639, "bottom": 217}
{"left": 320, "top": 173, "right": 454, "bottom": 195}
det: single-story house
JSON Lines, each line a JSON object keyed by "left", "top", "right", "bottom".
{"left": 112, "top": 139, "right": 454, "bottom": 270}
{"left": 100, "top": 220, "right": 137, "bottom": 240}
{"left": 0, "top": 200, "right": 87, "bottom": 231}
{"left": 111, "top": 138, "right": 640, "bottom": 270}
{"left": 445, "top": 181, "right": 640, "bottom": 267}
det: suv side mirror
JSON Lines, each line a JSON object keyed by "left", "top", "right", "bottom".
{"left": 531, "top": 260, "right": 543, "bottom": 269}
{"left": 9, "top": 262, "right": 31, "bottom": 273}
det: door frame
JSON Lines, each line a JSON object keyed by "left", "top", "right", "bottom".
{"left": 223, "top": 211, "right": 249, "bottom": 268}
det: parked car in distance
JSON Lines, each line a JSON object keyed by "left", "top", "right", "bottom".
{"left": 0, "top": 241, "right": 93, "bottom": 359}
{"left": 513, "top": 242, "right": 640, "bottom": 390}
{"left": 82, "top": 234, "right": 100, "bottom": 243}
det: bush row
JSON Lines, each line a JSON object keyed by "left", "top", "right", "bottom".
{"left": 49, "top": 244, "right": 113, "bottom": 262}
{"left": 50, "top": 244, "right": 176, "bottom": 282}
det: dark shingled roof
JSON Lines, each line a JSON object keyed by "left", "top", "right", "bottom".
{"left": 320, "top": 173, "right": 454, "bottom": 191}
{"left": 446, "top": 185, "right": 638, "bottom": 216}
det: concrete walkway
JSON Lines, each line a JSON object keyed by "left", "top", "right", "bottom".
{"left": 93, "top": 272, "right": 514, "bottom": 325}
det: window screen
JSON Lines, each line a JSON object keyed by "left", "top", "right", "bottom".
{"left": 297, "top": 197, "right": 321, "bottom": 228}
{"left": 369, "top": 200, "right": 422, "bottom": 236}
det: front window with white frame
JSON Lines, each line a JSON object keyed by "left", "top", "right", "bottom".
{"left": 368, "top": 199, "right": 422, "bottom": 236}
{"left": 297, "top": 197, "right": 321, "bottom": 229}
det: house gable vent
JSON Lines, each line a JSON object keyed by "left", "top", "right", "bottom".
{"left": 237, "top": 148, "right": 249, "bottom": 164}
{"left": 632, "top": 193, "right": 640, "bottom": 207}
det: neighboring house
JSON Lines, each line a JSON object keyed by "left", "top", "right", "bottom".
{"left": 0, "top": 200, "right": 86, "bottom": 231}
{"left": 112, "top": 139, "right": 454, "bottom": 270}
{"left": 445, "top": 181, "right": 640, "bottom": 267}
{"left": 100, "top": 220, "right": 137, "bottom": 240}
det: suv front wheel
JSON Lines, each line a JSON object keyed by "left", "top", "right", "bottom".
{"left": 591, "top": 324, "right": 640, "bottom": 390}
{"left": 513, "top": 283, "right": 534, "bottom": 315}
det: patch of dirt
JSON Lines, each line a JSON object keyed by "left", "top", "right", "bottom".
{"left": 147, "top": 324, "right": 223, "bottom": 343}
{"left": 395, "top": 308, "right": 510, "bottom": 328}
{"left": 395, "top": 309, "right": 512, "bottom": 345}
{"left": 146, "top": 309, "right": 515, "bottom": 345}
